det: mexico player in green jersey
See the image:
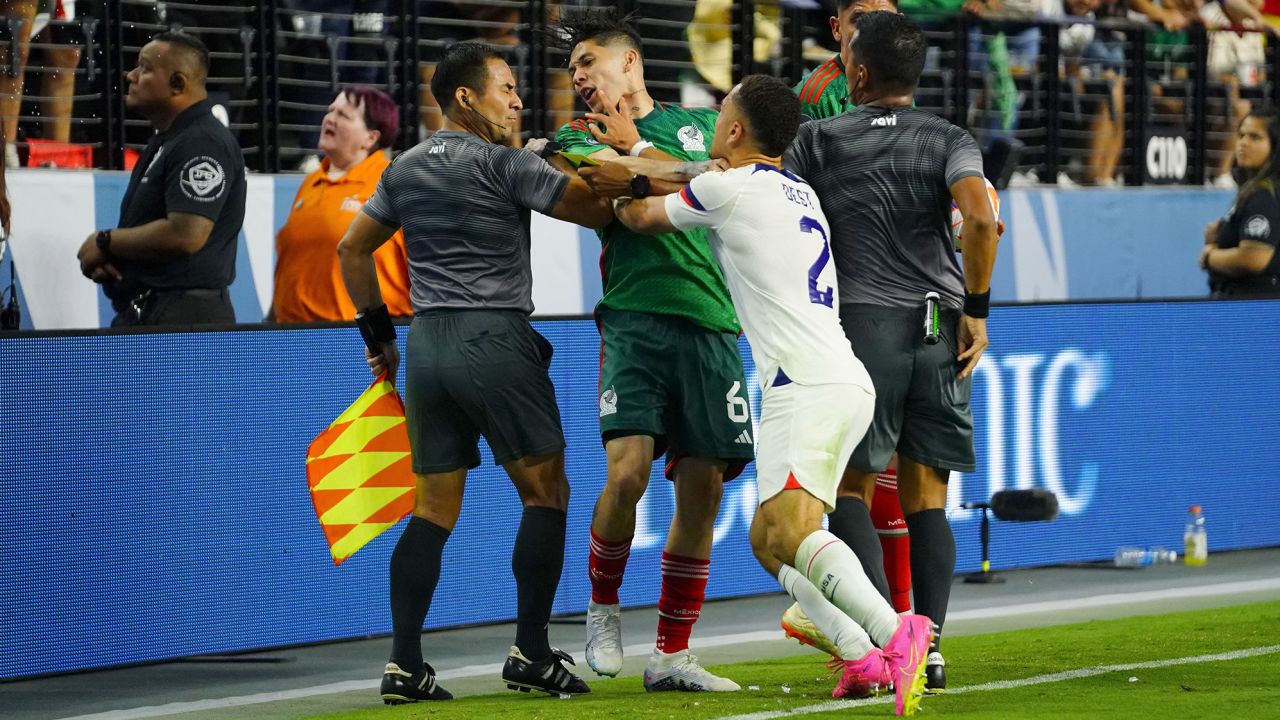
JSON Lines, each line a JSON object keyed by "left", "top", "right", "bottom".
{"left": 543, "top": 8, "right": 752, "bottom": 692}
{"left": 794, "top": 0, "right": 898, "bottom": 121}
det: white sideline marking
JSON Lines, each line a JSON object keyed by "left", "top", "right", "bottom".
{"left": 53, "top": 577, "right": 1280, "bottom": 720}
{"left": 51, "top": 630, "right": 780, "bottom": 720}
{"left": 715, "top": 643, "right": 1280, "bottom": 720}
{"left": 947, "top": 576, "right": 1280, "bottom": 622}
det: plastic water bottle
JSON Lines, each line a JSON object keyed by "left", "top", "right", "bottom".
{"left": 1113, "top": 546, "right": 1178, "bottom": 567}
{"left": 1184, "top": 505, "right": 1208, "bottom": 566}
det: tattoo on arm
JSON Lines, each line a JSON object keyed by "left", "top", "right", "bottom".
{"left": 674, "top": 161, "right": 715, "bottom": 181}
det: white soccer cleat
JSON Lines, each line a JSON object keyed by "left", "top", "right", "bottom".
{"left": 780, "top": 602, "right": 842, "bottom": 659}
{"left": 643, "top": 649, "right": 742, "bottom": 692}
{"left": 585, "top": 601, "right": 624, "bottom": 677}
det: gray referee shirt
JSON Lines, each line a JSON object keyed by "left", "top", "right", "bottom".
{"left": 362, "top": 130, "right": 569, "bottom": 314}
{"left": 784, "top": 106, "right": 984, "bottom": 309}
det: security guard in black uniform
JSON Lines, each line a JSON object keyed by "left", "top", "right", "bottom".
{"left": 77, "top": 31, "right": 246, "bottom": 326}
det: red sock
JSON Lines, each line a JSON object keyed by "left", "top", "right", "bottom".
{"left": 588, "top": 527, "right": 632, "bottom": 605}
{"left": 872, "top": 470, "right": 913, "bottom": 613}
{"left": 655, "top": 552, "right": 709, "bottom": 654}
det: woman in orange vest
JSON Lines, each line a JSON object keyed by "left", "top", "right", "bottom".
{"left": 271, "top": 85, "right": 412, "bottom": 322}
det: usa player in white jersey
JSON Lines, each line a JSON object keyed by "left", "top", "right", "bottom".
{"left": 609, "top": 75, "right": 933, "bottom": 716}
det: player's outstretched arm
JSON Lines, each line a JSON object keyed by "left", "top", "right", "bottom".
{"left": 549, "top": 177, "right": 616, "bottom": 229}
{"left": 607, "top": 156, "right": 727, "bottom": 183}
{"left": 515, "top": 139, "right": 615, "bottom": 228}
{"left": 613, "top": 196, "right": 678, "bottom": 235}
{"left": 580, "top": 157, "right": 722, "bottom": 198}
{"left": 579, "top": 163, "right": 683, "bottom": 198}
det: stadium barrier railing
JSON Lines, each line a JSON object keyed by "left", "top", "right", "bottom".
{"left": 18, "top": 1, "right": 1280, "bottom": 185}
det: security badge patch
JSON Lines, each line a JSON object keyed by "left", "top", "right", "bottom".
{"left": 1244, "top": 214, "right": 1271, "bottom": 241}
{"left": 179, "top": 156, "right": 227, "bottom": 202}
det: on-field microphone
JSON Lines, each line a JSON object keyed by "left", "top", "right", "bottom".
{"left": 962, "top": 489, "right": 1060, "bottom": 522}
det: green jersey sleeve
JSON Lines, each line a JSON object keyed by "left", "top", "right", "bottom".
{"left": 554, "top": 120, "right": 613, "bottom": 166}
{"left": 793, "top": 57, "right": 850, "bottom": 121}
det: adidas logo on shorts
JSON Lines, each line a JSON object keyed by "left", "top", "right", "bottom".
{"left": 734, "top": 430, "right": 753, "bottom": 445}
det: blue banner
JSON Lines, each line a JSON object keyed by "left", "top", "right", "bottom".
{"left": 0, "top": 170, "right": 1244, "bottom": 329}
{"left": 2, "top": 300, "right": 1279, "bottom": 679}
{"left": 995, "top": 188, "right": 1231, "bottom": 302}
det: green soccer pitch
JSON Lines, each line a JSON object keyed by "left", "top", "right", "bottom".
{"left": 299, "top": 600, "right": 1280, "bottom": 720}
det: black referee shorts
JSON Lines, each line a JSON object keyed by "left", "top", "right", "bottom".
{"left": 840, "top": 303, "right": 976, "bottom": 473}
{"left": 404, "top": 309, "right": 565, "bottom": 474}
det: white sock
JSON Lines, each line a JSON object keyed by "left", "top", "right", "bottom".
{"left": 778, "top": 564, "right": 874, "bottom": 659}
{"left": 796, "top": 530, "right": 900, "bottom": 647}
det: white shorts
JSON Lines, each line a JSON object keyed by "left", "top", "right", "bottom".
{"left": 756, "top": 381, "right": 876, "bottom": 513}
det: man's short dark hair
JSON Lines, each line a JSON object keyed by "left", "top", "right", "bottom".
{"left": 431, "top": 42, "right": 505, "bottom": 113}
{"left": 834, "top": 0, "right": 898, "bottom": 13}
{"left": 543, "top": 7, "right": 644, "bottom": 59}
{"left": 733, "top": 75, "right": 802, "bottom": 157}
{"left": 851, "top": 11, "right": 926, "bottom": 94}
{"left": 152, "top": 30, "right": 209, "bottom": 81}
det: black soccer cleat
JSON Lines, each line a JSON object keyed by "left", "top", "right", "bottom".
{"left": 924, "top": 650, "right": 947, "bottom": 694}
{"left": 380, "top": 661, "right": 453, "bottom": 704}
{"left": 502, "top": 646, "right": 592, "bottom": 696}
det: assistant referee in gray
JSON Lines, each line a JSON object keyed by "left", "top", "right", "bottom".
{"left": 783, "top": 11, "right": 999, "bottom": 692}
{"left": 337, "top": 42, "right": 613, "bottom": 704}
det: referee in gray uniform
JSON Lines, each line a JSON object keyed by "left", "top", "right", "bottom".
{"left": 336, "top": 42, "right": 613, "bottom": 704}
{"left": 784, "top": 11, "right": 999, "bottom": 693}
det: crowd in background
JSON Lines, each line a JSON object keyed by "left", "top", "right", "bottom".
{"left": 0, "top": 0, "right": 1277, "bottom": 185}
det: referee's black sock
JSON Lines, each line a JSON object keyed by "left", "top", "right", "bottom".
{"left": 388, "top": 516, "right": 451, "bottom": 674}
{"left": 827, "top": 497, "right": 892, "bottom": 606}
{"left": 512, "top": 505, "right": 567, "bottom": 662}
{"left": 905, "top": 508, "right": 956, "bottom": 649}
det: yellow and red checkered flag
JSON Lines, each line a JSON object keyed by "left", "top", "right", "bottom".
{"left": 306, "top": 374, "right": 415, "bottom": 565}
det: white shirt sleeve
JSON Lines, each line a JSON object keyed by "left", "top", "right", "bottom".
{"left": 663, "top": 171, "right": 740, "bottom": 231}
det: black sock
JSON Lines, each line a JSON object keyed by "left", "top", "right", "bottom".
{"left": 905, "top": 508, "right": 956, "bottom": 644}
{"left": 512, "top": 506, "right": 567, "bottom": 662}
{"left": 388, "top": 516, "right": 451, "bottom": 673}
{"left": 827, "top": 497, "right": 892, "bottom": 605}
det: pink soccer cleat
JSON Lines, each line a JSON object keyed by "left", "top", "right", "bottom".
{"left": 832, "top": 648, "right": 891, "bottom": 699}
{"left": 882, "top": 614, "right": 934, "bottom": 716}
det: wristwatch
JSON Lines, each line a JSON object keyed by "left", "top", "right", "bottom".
{"left": 630, "top": 174, "right": 651, "bottom": 199}
{"left": 96, "top": 229, "right": 113, "bottom": 255}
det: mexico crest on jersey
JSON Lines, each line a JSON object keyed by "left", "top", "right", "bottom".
{"left": 599, "top": 386, "right": 618, "bottom": 417}
{"left": 677, "top": 125, "right": 705, "bottom": 152}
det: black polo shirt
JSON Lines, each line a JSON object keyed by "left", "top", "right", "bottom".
{"left": 116, "top": 99, "right": 246, "bottom": 290}
{"left": 1213, "top": 185, "right": 1280, "bottom": 297}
